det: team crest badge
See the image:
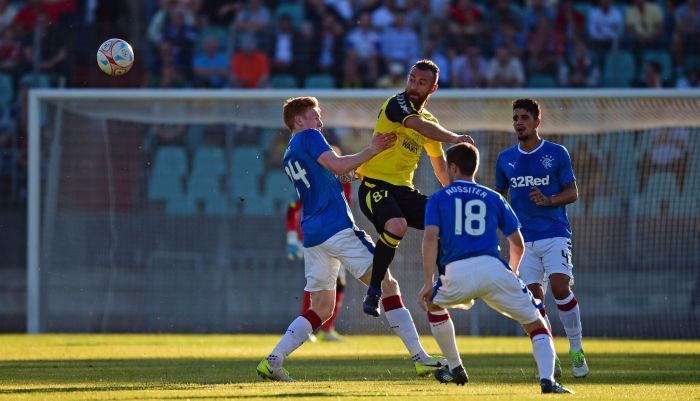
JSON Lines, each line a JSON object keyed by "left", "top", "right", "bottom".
{"left": 540, "top": 155, "right": 554, "bottom": 169}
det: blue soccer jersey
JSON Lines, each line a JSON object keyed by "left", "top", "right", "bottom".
{"left": 425, "top": 180, "right": 521, "bottom": 266}
{"left": 282, "top": 129, "right": 354, "bottom": 247}
{"left": 495, "top": 140, "right": 576, "bottom": 242}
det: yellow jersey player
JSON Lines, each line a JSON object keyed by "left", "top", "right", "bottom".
{"left": 356, "top": 59, "right": 474, "bottom": 317}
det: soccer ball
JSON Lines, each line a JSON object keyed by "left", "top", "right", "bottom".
{"left": 96, "top": 38, "right": 134, "bottom": 76}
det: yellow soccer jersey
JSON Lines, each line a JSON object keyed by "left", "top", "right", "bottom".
{"left": 356, "top": 92, "right": 444, "bottom": 187}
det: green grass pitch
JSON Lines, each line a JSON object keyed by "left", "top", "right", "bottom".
{"left": 0, "top": 334, "right": 698, "bottom": 400}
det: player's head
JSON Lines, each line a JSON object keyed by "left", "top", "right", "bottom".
{"left": 512, "top": 98, "right": 541, "bottom": 142}
{"left": 283, "top": 96, "right": 323, "bottom": 133}
{"left": 446, "top": 142, "right": 479, "bottom": 181}
{"left": 406, "top": 59, "right": 439, "bottom": 110}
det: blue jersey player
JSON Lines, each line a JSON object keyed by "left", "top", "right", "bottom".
{"left": 257, "top": 96, "right": 447, "bottom": 382}
{"left": 418, "top": 143, "right": 574, "bottom": 394}
{"left": 495, "top": 98, "right": 588, "bottom": 378}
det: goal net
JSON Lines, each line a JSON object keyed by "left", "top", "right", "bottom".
{"left": 28, "top": 89, "right": 700, "bottom": 338}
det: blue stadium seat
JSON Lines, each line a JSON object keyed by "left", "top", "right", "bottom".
{"left": 195, "top": 26, "right": 228, "bottom": 53}
{"left": 527, "top": 74, "right": 557, "bottom": 88}
{"left": 165, "top": 195, "right": 198, "bottom": 215}
{"left": 204, "top": 195, "right": 230, "bottom": 216}
{"left": 231, "top": 146, "right": 264, "bottom": 177}
{"left": 0, "top": 73, "right": 13, "bottom": 110}
{"left": 275, "top": 1, "right": 305, "bottom": 28}
{"left": 640, "top": 50, "right": 673, "bottom": 82}
{"left": 187, "top": 175, "right": 223, "bottom": 201}
{"left": 603, "top": 51, "right": 636, "bottom": 87}
{"left": 304, "top": 74, "right": 335, "bottom": 88}
{"left": 148, "top": 174, "right": 184, "bottom": 201}
{"left": 19, "top": 73, "right": 51, "bottom": 88}
{"left": 151, "top": 146, "right": 188, "bottom": 177}
{"left": 191, "top": 147, "right": 226, "bottom": 177}
{"left": 270, "top": 74, "right": 298, "bottom": 89}
{"left": 589, "top": 195, "right": 624, "bottom": 217}
{"left": 634, "top": 172, "right": 680, "bottom": 216}
{"left": 264, "top": 170, "right": 295, "bottom": 215}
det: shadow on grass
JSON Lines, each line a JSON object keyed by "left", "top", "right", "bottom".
{"left": 0, "top": 353, "right": 698, "bottom": 396}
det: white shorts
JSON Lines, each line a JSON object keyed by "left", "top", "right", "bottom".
{"left": 303, "top": 228, "right": 374, "bottom": 292}
{"left": 431, "top": 255, "right": 542, "bottom": 325}
{"left": 519, "top": 237, "right": 574, "bottom": 287}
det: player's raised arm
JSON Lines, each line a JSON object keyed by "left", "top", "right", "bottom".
{"left": 318, "top": 133, "right": 396, "bottom": 176}
{"left": 404, "top": 116, "right": 474, "bottom": 145}
{"left": 418, "top": 224, "right": 440, "bottom": 312}
{"left": 429, "top": 155, "right": 449, "bottom": 187}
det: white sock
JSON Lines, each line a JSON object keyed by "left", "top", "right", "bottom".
{"left": 555, "top": 293, "right": 583, "bottom": 352}
{"left": 429, "top": 310, "right": 461, "bottom": 370}
{"left": 268, "top": 315, "right": 313, "bottom": 367}
{"left": 532, "top": 333, "right": 555, "bottom": 381}
{"left": 384, "top": 307, "right": 428, "bottom": 362}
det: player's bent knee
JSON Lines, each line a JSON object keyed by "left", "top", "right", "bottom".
{"left": 522, "top": 317, "right": 548, "bottom": 336}
{"left": 384, "top": 218, "right": 407, "bottom": 237}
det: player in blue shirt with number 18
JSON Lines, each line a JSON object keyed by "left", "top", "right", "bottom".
{"left": 418, "top": 143, "right": 574, "bottom": 394}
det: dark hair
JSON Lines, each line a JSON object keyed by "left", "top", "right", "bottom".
{"left": 446, "top": 143, "right": 479, "bottom": 177}
{"left": 282, "top": 96, "right": 319, "bottom": 132}
{"left": 512, "top": 98, "right": 541, "bottom": 120}
{"left": 413, "top": 59, "right": 440, "bottom": 85}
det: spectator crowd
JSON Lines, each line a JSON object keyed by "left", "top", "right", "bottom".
{"left": 1, "top": 0, "right": 700, "bottom": 200}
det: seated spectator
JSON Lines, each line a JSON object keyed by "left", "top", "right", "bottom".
{"left": 672, "top": 0, "right": 700, "bottom": 65}
{"left": 422, "top": 39, "right": 450, "bottom": 87}
{"left": 230, "top": 33, "right": 269, "bottom": 88}
{"left": 309, "top": 13, "right": 344, "bottom": 84}
{"left": 521, "top": 0, "right": 555, "bottom": 35}
{"left": 588, "top": 0, "right": 624, "bottom": 54}
{"left": 147, "top": 41, "right": 188, "bottom": 88}
{"left": 491, "top": 20, "right": 527, "bottom": 59}
{"left": 268, "top": 14, "right": 299, "bottom": 76}
{"left": 676, "top": 67, "right": 700, "bottom": 87}
{"left": 202, "top": 0, "right": 242, "bottom": 26}
{"left": 486, "top": 0, "right": 522, "bottom": 35}
{"left": 20, "top": 13, "right": 68, "bottom": 78}
{"left": 344, "top": 11, "right": 380, "bottom": 86}
{"left": 162, "top": 5, "right": 198, "bottom": 80}
{"left": 486, "top": 46, "right": 525, "bottom": 87}
{"left": 340, "top": 59, "right": 364, "bottom": 88}
{"left": 447, "top": 0, "right": 483, "bottom": 43}
{"left": 451, "top": 42, "right": 488, "bottom": 88}
{"left": 638, "top": 127, "right": 690, "bottom": 192}
{"left": 371, "top": 0, "right": 398, "bottom": 29}
{"left": 554, "top": 0, "right": 585, "bottom": 49}
{"left": 376, "top": 61, "right": 405, "bottom": 89}
{"left": 0, "top": 25, "right": 22, "bottom": 78}
{"left": 192, "top": 36, "right": 229, "bottom": 88}
{"left": 527, "top": 15, "right": 564, "bottom": 75}
{"left": 558, "top": 40, "right": 601, "bottom": 87}
{"left": 625, "top": 0, "right": 666, "bottom": 52}
{"left": 0, "top": 0, "right": 17, "bottom": 33}
{"left": 379, "top": 10, "right": 419, "bottom": 67}
{"left": 13, "top": 0, "right": 75, "bottom": 35}
{"left": 232, "top": 0, "right": 270, "bottom": 49}
{"left": 635, "top": 60, "right": 668, "bottom": 87}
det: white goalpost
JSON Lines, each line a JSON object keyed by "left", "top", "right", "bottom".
{"left": 27, "top": 89, "right": 700, "bottom": 336}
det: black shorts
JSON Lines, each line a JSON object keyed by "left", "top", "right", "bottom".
{"left": 357, "top": 177, "right": 428, "bottom": 234}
